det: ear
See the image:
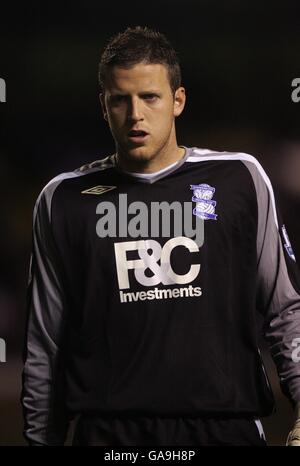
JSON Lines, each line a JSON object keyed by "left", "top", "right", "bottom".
{"left": 173, "top": 87, "right": 186, "bottom": 117}
{"left": 99, "top": 93, "right": 108, "bottom": 121}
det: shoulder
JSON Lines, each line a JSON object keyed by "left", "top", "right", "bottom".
{"left": 186, "top": 146, "right": 272, "bottom": 184}
{"left": 186, "top": 147, "right": 261, "bottom": 168}
{"left": 33, "top": 154, "right": 115, "bottom": 221}
{"left": 186, "top": 146, "right": 279, "bottom": 224}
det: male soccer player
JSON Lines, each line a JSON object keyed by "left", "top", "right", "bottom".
{"left": 22, "top": 26, "right": 300, "bottom": 446}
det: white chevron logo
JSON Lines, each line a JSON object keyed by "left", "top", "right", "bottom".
{"left": 81, "top": 185, "right": 117, "bottom": 195}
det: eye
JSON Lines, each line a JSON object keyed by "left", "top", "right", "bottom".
{"left": 143, "top": 94, "right": 158, "bottom": 102}
{"left": 110, "top": 95, "right": 127, "bottom": 104}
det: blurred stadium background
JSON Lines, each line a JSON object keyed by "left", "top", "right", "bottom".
{"left": 0, "top": 0, "right": 299, "bottom": 445}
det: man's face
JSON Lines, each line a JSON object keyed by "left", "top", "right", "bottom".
{"left": 100, "top": 62, "right": 185, "bottom": 166}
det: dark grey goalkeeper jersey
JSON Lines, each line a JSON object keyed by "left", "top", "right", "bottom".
{"left": 22, "top": 147, "right": 300, "bottom": 445}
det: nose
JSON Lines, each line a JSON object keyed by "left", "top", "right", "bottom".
{"left": 128, "top": 96, "right": 143, "bottom": 122}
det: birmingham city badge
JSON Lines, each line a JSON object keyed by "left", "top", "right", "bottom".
{"left": 190, "top": 184, "right": 218, "bottom": 220}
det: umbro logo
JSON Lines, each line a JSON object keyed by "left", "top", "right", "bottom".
{"left": 81, "top": 185, "right": 117, "bottom": 195}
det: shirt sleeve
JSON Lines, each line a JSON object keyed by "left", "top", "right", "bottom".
{"left": 21, "top": 187, "right": 70, "bottom": 445}
{"left": 246, "top": 157, "right": 300, "bottom": 405}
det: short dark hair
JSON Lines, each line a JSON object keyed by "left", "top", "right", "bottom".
{"left": 98, "top": 26, "right": 181, "bottom": 96}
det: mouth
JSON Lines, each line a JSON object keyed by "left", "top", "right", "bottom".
{"left": 127, "top": 129, "right": 149, "bottom": 144}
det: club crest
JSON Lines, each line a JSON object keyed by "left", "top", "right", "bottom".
{"left": 190, "top": 184, "right": 218, "bottom": 220}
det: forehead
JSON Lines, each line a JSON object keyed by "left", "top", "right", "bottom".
{"left": 104, "top": 63, "right": 170, "bottom": 93}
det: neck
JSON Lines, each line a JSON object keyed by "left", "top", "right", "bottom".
{"left": 116, "top": 138, "right": 185, "bottom": 174}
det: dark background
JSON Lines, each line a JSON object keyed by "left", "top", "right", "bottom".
{"left": 0, "top": 0, "right": 299, "bottom": 445}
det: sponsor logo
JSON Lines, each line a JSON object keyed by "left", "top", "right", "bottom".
{"left": 114, "top": 237, "right": 202, "bottom": 303}
{"left": 95, "top": 188, "right": 211, "bottom": 303}
{"left": 191, "top": 184, "right": 218, "bottom": 220}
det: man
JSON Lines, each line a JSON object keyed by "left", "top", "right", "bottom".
{"left": 22, "top": 26, "right": 300, "bottom": 446}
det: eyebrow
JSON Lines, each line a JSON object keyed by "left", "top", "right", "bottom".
{"left": 109, "top": 90, "right": 162, "bottom": 97}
